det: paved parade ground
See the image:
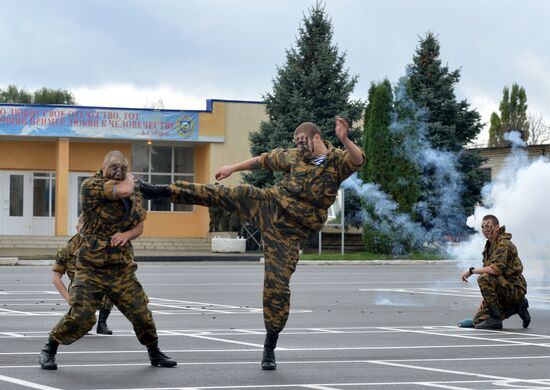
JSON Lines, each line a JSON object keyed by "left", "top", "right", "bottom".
{"left": 1, "top": 262, "right": 550, "bottom": 390}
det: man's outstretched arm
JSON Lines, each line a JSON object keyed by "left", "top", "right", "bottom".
{"left": 215, "top": 157, "right": 261, "bottom": 181}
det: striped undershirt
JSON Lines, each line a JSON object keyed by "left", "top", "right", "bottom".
{"left": 309, "top": 154, "right": 327, "bottom": 165}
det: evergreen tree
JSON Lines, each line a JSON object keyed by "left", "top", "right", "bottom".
{"left": 0, "top": 84, "right": 76, "bottom": 104}
{"left": 361, "top": 80, "right": 420, "bottom": 214}
{"left": 362, "top": 81, "right": 393, "bottom": 190}
{"left": 245, "top": 2, "right": 363, "bottom": 189}
{"left": 407, "top": 32, "right": 486, "bottom": 229}
{"left": 488, "top": 83, "right": 528, "bottom": 146}
{"left": 361, "top": 80, "right": 421, "bottom": 253}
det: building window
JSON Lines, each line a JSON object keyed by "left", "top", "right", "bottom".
{"left": 479, "top": 168, "right": 492, "bottom": 183}
{"left": 9, "top": 175, "right": 24, "bottom": 217}
{"left": 131, "top": 144, "right": 194, "bottom": 212}
{"left": 33, "top": 172, "right": 56, "bottom": 217}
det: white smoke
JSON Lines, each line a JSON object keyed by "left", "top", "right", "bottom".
{"left": 342, "top": 175, "right": 422, "bottom": 254}
{"left": 450, "top": 131, "right": 550, "bottom": 287}
{"left": 342, "top": 78, "right": 467, "bottom": 254}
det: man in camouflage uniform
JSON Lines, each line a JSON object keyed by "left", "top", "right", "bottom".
{"left": 39, "top": 151, "right": 176, "bottom": 370}
{"left": 52, "top": 212, "right": 144, "bottom": 335}
{"left": 139, "top": 117, "right": 364, "bottom": 370}
{"left": 208, "top": 183, "right": 224, "bottom": 232}
{"left": 461, "top": 214, "right": 530, "bottom": 330}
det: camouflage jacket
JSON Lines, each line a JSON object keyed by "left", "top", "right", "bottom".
{"left": 52, "top": 234, "right": 83, "bottom": 280}
{"left": 482, "top": 226, "right": 527, "bottom": 293}
{"left": 78, "top": 171, "right": 147, "bottom": 266}
{"left": 259, "top": 141, "right": 364, "bottom": 232}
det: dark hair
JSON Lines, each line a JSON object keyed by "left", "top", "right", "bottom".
{"left": 482, "top": 214, "right": 500, "bottom": 225}
{"left": 294, "top": 122, "right": 321, "bottom": 138}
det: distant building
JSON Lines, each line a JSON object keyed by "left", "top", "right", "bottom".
{"left": 0, "top": 100, "right": 267, "bottom": 237}
{"left": 472, "top": 144, "right": 550, "bottom": 181}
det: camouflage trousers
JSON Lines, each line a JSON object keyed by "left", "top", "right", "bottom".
{"left": 473, "top": 273, "right": 526, "bottom": 325}
{"left": 170, "top": 181, "right": 311, "bottom": 334}
{"left": 67, "top": 276, "right": 114, "bottom": 312}
{"left": 51, "top": 262, "right": 157, "bottom": 346}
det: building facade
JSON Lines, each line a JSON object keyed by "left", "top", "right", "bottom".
{"left": 0, "top": 100, "right": 267, "bottom": 238}
{"left": 474, "top": 143, "right": 550, "bottom": 181}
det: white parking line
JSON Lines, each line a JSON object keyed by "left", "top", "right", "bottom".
{"left": 379, "top": 326, "right": 550, "bottom": 349}
{"left": 73, "top": 380, "right": 502, "bottom": 390}
{"left": 0, "top": 343, "right": 541, "bottom": 356}
{"left": 2, "top": 355, "right": 550, "bottom": 369}
{"left": 0, "top": 374, "right": 63, "bottom": 390}
{"left": 370, "top": 360, "right": 550, "bottom": 389}
{"left": 174, "top": 332, "right": 267, "bottom": 349}
{"left": 0, "top": 332, "right": 24, "bottom": 337}
{"left": 0, "top": 307, "right": 39, "bottom": 315}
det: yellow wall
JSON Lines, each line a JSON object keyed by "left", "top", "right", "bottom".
{"left": 199, "top": 101, "right": 225, "bottom": 138}
{"left": 0, "top": 140, "right": 57, "bottom": 170}
{"left": 69, "top": 142, "right": 132, "bottom": 172}
{"left": 55, "top": 139, "right": 70, "bottom": 235}
{"left": 209, "top": 102, "right": 267, "bottom": 185}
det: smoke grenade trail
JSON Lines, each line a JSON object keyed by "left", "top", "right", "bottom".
{"left": 342, "top": 77, "right": 466, "bottom": 254}
{"left": 342, "top": 174, "right": 422, "bottom": 254}
{"left": 450, "top": 131, "right": 550, "bottom": 290}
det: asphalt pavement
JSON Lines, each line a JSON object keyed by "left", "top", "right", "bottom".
{"left": 1, "top": 262, "right": 549, "bottom": 390}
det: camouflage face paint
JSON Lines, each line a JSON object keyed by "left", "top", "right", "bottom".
{"left": 481, "top": 220, "right": 497, "bottom": 240}
{"left": 105, "top": 161, "right": 128, "bottom": 181}
{"left": 294, "top": 133, "right": 314, "bottom": 161}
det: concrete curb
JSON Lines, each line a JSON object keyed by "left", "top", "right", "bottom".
{"left": 263, "top": 258, "right": 460, "bottom": 265}
{"left": 297, "top": 260, "right": 460, "bottom": 265}
{"left": 16, "top": 259, "right": 55, "bottom": 266}
{"left": 0, "top": 257, "right": 18, "bottom": 266}
{"left": 3, "top": 257, "right": 461, "bottom": 266}
{"left": 0, "top": 257, "right": 56, "bottom": 266}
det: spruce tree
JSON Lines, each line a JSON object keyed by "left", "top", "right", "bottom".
{"left": 362, "top": 80, "right": 420, "bottom": 214}
{"left": 361, "top": 80, "right": 421, "bottom": 253}
{"left": 488, "top": 83, "right": 529, "bottom": 146}
{"left": 407, "top": 32, "right": 486, "bottom": 227}
{"left": 362, "top": 81, "right": 393, "bottom": 191}
{"left": 245, "top": 2, "right": 363, "bottom": 189}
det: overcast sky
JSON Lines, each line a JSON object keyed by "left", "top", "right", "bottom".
{"left": 2, "top": 0, "right": 549, "bottom": 144}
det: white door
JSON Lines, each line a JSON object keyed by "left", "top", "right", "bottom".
{"left": 0, "top": 171, "right": 33, "bottom": 235}
{"left": 68, "top": 172, "right": 93, "bottom": 235}
{"left": 30, "top": 172, "right": 56, "bottom": 236}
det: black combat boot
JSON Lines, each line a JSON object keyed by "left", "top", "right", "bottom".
{"left": 475, "top": 306, "right": 503, "bottom": 330}
{"left": 39, "top": 336, "right": 59, "bottom": 370}
{"left": 97, "top": 309, "right": 113, "bottom": 335}
{"left": 147, "top": 343, "right": 177, "bottom": 367}
{"left": 261, "top": 331, "right": 279, "bottom": 370}
{"left": 517, "top": 298, "right": 531, "bottom": 328}
{"left": 136, "top": 179, "right": 172, "bottom": 200}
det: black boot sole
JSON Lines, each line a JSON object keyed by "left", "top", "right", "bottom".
{"left": 150, "top": 361, "right": 177, "bottom": 367}
{"left": 261, "top": 363, "right": 277, "bottom": 370}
